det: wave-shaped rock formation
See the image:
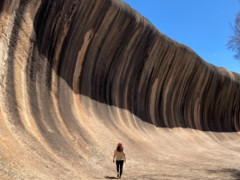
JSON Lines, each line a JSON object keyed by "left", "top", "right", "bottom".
{"left": 0, "top": 0, "right": 240, "bottom": 179}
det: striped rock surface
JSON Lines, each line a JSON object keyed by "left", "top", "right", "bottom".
{"left": 0, "top": 0, "right": 240, "bottom": 179}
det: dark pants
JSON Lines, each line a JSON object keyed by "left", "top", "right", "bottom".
{"left": 116, "top": 160, "right": 124, "bottom": 176}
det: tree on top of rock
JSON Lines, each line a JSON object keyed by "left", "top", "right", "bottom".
{"left": 228, "top": 13, "right": 240, "bottom": 60}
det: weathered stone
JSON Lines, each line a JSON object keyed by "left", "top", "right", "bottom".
{"left": 0, "top": 0, "right": 240, "bottom": 179}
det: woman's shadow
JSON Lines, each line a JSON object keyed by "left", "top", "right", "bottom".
{"left": 104, "top": 175, "right": 119, "bottom": 179}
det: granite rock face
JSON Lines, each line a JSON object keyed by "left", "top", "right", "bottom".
{"left": 0, "top": 0, "right": 240, "bottom": 179}
{"left": 34, "top": 0, "right": 240, "bottom": 132}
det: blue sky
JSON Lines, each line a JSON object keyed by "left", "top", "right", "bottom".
{"left": 122, "top": 0, "right": 240, "bottom": 73}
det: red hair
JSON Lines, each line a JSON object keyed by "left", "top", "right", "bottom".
{"left": 116, "top": 143, "right": 123, "bottom": 152}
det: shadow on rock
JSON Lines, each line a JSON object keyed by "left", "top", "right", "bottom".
{"left": 208, "top": 168, "right": 240, "bottom": 179}
{"left": 104, "top": 176, "right": 119, "bottom": 179}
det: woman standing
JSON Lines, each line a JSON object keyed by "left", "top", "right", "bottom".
{"left": 113, "top": 143, "right": 126, "bottom": 178}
